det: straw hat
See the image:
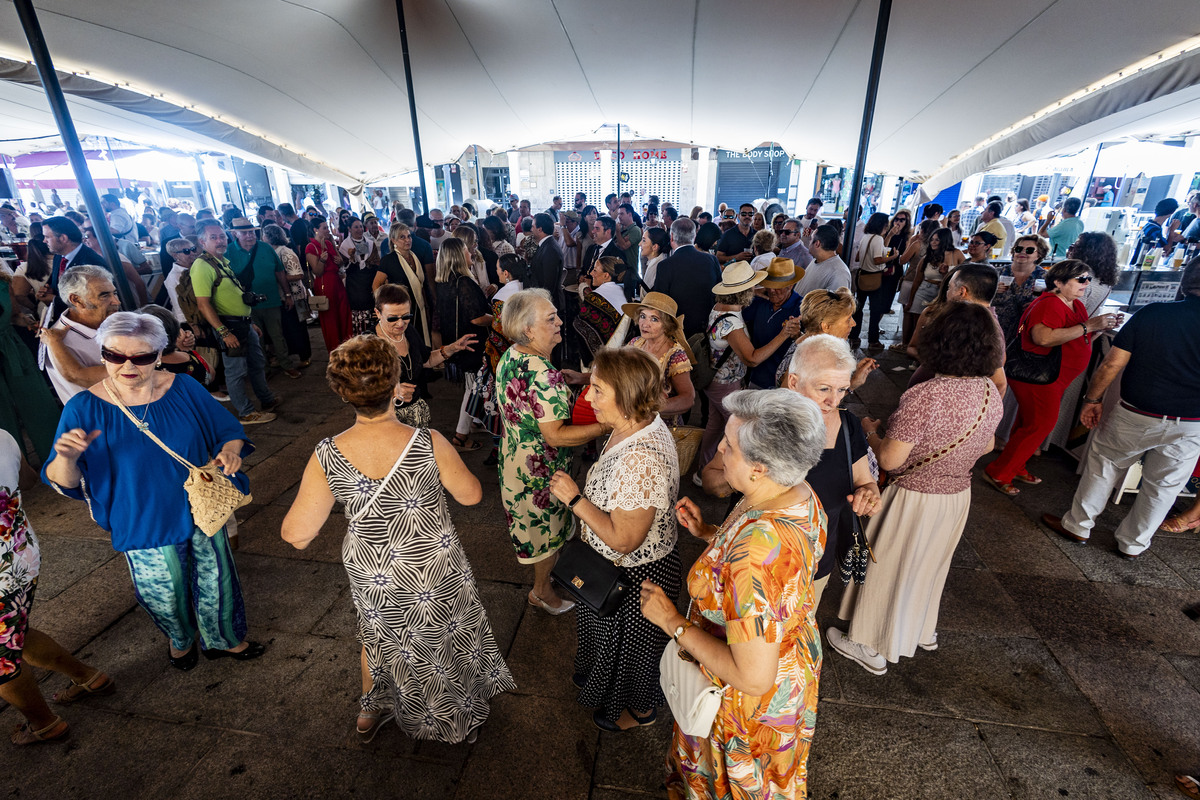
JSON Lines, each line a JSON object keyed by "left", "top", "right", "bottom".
{"left": 759, "top": 256, "right": 804, "bottom": 289}
{"left": 229, "top": 217, "right": 258, "bottom": 230}
{"left": 712, "top": 260, "right": 768, "bottom": 295}
{"left": 621, "top": 291, "right": 696, "bottom": 364}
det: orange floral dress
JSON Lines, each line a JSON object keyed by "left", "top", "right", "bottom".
{"left": 667, "top": 495, "right": 826, "bottom": 800}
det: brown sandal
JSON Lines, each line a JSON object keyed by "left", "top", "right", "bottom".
{"left": 11, "top": 716, "right": 69, "bottom": 746}
{"left": 451, "top": 434, "right": 481, "bottom": 452}
{"left": 982, "top": 471, "right": 1020, "bottom": 497}
{"left": 1177, "top": 775, "right": 1200, "bottom": 800}
{"left": 1161, "top": 516, "right": 1200, "bottom": 533}
{"left": 53, "top": 670, "right": 116, "bottom": 704}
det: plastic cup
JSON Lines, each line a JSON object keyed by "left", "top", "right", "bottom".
{"left": 998, "top": 275, "right": 1015, "bottom": 287}
{"left": 1033, "top": 279, "right": 1046, "bottom": 292}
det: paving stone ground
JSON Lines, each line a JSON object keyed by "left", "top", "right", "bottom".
{"left": 6, "top": 314, "right": 1200, "bottom": 799}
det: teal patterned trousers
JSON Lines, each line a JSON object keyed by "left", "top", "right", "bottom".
{"left": 123, "top": 526, "right": 247, "bottom": 651}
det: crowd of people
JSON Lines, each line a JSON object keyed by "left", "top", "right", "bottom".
{"left": 2, "top": 186, "right": 1199, "bottom": 799}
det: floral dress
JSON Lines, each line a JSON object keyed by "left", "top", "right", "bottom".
{"left": 495, "top": 348, "right": 574, "bottom": 563}
{"left": 0, "top": 429, "right": 39, "bottom": 685}
{"left": 668, "top": 496, "right": 826, "bottom": 800}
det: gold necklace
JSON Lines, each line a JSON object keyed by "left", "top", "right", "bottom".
{"left": 714, "top": 485, "right": 796, "bottom": 543}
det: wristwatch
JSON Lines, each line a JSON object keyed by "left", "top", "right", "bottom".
{"left": 1082, "top": 396, "right": 1103, "bottom": 404}
{"left": 672, "top": 619, "right": 694, "bottom": 644}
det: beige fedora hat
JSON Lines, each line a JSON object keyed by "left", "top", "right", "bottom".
{"left": 712, "top": 260, "right": 768, "bottom": 295}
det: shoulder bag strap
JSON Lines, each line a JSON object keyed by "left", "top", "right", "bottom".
{"left": 102, "top": 380, "right": 196, "bottom": 472}
{"left": 237, "top": 242, "right": 260, "bottom": 286}
{"left": 840, "top": 411, "right": 863, "bottom": 538}
{"left": 889, "top": 379, "right": 991, "bottom": 480}
{"left": 709, "top": 313, "right": 738, "bottom": 371}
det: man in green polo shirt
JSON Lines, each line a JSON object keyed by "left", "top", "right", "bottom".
{"left": 1039, "top": 196, "right": 1085, "bottom": 259}
{"left": 191, "top": 218, "right": 278, "bottom": 425}
{"left": 226, "top": 217, "right": 300, "bottom": 378}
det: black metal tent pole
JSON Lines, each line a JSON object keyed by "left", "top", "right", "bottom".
{"left": 616, "top": 124, "right": 621, "bottom": 195}
{"left": 14, "top": 0, "right": 136, "bottom": 309}
{"left": 395, "top": 0, "right": 429, "bottom": 214}
{"left": 840, "top": 0, "right": 893, "bottom": 261}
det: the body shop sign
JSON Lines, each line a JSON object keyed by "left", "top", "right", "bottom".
{"left": 716, "top": 148, "right": 789, "bottom": 161}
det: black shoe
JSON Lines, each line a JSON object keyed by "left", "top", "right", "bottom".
{"left": 202, "top": 641, "right": 267, "bottom": 662}
{"left": 592, "top": 709, "right": 623, "bottom": 732}
{"left": 483, "top": 448, "right": 498, "bottom": 467}
{"left": 572, "top": 672, "right": 588, "bottom": 689}
{"left": 168, "top": 643, "right": 199, "bottom": 671}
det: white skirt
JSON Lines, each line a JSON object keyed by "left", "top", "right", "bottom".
{"left": 839, "top": 483, "right": 971, "bottom": 663}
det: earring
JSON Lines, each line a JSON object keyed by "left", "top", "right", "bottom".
{"left": 156, "top": 361, "right": 162, "bottom": 369}
{"left": 750, "top": 475, "right": 758, "bottom": 481}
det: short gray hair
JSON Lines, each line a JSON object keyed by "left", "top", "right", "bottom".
{"left": 165, "top": 237, "right": 195, "bottom": 255}
{"left": 791, "top": 334, "right": 856, "bottom": 384}
{"left": 501, "top": 288, "right": 554, "bottom": 346}
{"left": 59, "top": 265, "right": 112, "bottom": 305}
{"left": 97, "top": 311, "right": 169, "bottom": 353}
{"left": 722, "top": 389, "right": 825, "bottom": 486}
{"left": 670, "top": 217, "right": 696, "bottom": 245}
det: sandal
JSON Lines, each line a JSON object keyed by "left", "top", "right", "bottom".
{"left": 982, "top": 471, "right": 1020, "bottom": 497}
{"left": 1178, "top": 775, "right": 1200, "bottom": 800}
{"left": 451, "top": 434, "right": 481, "bottom": 452}
{"left": 1013, "top": 471, "right": 1043, "bottom": 485}
{"left": 11, "top": 716, "right": 69, "bottom": 746}
{"left": 356, "top": 710, "right": 393, "bottom": 744}
{"left": 1161, "top": 516, "right": 1200, "bottom": 533}
{"left": 53, "top": 670, "right": 116, "bottom": 704}
{"left": 527, "top": 590, "right": 575, "bottom": 616}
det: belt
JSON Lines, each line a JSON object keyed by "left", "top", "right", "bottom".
{"left": 1120, "top": 401, "right": 1200, "bottom": 422}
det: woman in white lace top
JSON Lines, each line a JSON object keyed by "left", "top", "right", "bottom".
{"left": 549, "top": 346, "right": 681, "bottom": 732}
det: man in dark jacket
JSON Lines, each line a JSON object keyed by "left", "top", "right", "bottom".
{"left": 528, "top": 213, "right": 565, "bottom": 312}
{"left": 651, "top": 218, "right": 720, "bottom": 340}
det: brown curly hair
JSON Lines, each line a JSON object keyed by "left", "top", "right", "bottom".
{"left": 326, "top": 335, "right": 400, "bottom": 415}
{"left": 591, "top": 346, "right": 663, "bottom": 423}
{"left": 916, "top": 302, "right": 1003, "bottom": 377}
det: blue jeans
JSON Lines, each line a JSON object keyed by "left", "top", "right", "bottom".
{"left": 223, "top": 321, "right": 275, "bottom": 417}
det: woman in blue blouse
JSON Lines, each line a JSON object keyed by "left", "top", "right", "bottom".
{"left": 43, "top": 312, "right": 265, "bottom": 671}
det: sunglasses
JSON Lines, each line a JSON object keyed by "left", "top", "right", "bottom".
{"left": 1073, "top": 275, "right": 1093, "bottom": 284}
{"left": 101, "top": 347, "right": 157, "bottom": 366}
{"left": 178, "top": 247, "right": 197, "bottom": 254}
{"left": 739, "top": 212, "right": 753, "bottom": 217}
{"left": 384, "top": 313, "right": 414, "bottom": 323}
{"left": 1012, "top": 246, "right": 1039, "bottom": 255}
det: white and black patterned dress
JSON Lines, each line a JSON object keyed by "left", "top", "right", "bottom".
{"left": 316, "top": 429, "right": 515, "bottom": 743}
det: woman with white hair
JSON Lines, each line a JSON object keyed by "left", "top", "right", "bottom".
{"left": 640, "top": 389, "right": 827, "bottom": 799}
{"left": 42, "top": 311, "right": 265, "bottom": 671}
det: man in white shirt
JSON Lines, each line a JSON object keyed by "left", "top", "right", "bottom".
{"left": 796, "top": 197, "right": 825, "bottom": 245}
{"left": 101, "top": 194, "right": 137, "bottom": 242}
{"left": 793, "top": 224, "right": 852, "bottom": 297}
{"left": 164, "top": 237, "right": 199, "bottom": 323}
{"left": 40, "top": 265, "right": 121, "bottom": 403}
{"left": 427, "top": 208, "right": 449, "bottom": 252}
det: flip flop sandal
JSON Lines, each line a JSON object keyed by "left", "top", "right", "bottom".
{"left": 981, "top": 471, "right": 1020, "bottom": 497}
{"left": 1013, "top": 472, "right": 1043, "bottom": 485}
{"left": 1177, "top": 775, "right": 1200, "bottom": 800}
{"left": 356, "top": 710, "right": 393, "bottom": 744}
{"left": 1161, "top": 516, "right": 1200, "bottom": 533}
{"left": 53, "top": 670, "right": 116, "bottom": 704}
{"left": 11, "top": 716, "right": 69, "bottom": 746}
{"left": 451, "top": 435, "right": 481, "bottom": 452}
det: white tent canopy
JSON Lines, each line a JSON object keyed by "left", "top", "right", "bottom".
{"left": 1, "top": 1, "right": 1198, "bottom": 189}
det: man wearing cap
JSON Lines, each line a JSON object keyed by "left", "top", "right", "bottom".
{"left": 226, "top": 217, "right": 300, "bottom": 380}
{"left": 794, "top": 223, "right": 853, "bottom": 297}
{"left": 362, "top": 213, "right": 388, "bottom": 257}
{"left": 652, "top": 218, "right": 721, "bottom": 340}
{"left": 715, "top": 203, "right": 756, "bottom": 266}
{"left": 741, "top": 258, "right": 804, "bottom": 389}
{"left": 1042, "top": 259, "right": 1200, "bottom": 558}
{"left": 778, "top": 218, "right": 814, "bottom": 271}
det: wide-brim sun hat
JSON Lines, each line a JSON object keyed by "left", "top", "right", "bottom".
{"left": 229, "top": 217, "right": 258, "bottom": 230}
{"left": 621, "top": 291, "right": 696, "bottom": 364}
{"left": 713, "top": 260, "right": 768, "bottom": 295}
{"left": 759, "top": 256, "right": 804, "bottom": 289}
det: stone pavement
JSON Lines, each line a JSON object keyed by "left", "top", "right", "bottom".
{"left": 6, "top": 318, "right": 1200, "bottom": 800}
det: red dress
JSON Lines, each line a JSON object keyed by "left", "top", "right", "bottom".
{"left": 986, "top": 293, "right": 1090, "bottom": 484}
{"left": 306, "top": 238, "right": 352, "bottom": 353}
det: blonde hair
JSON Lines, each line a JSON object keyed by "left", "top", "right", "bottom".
{"left": 799, "top": 287, "right": 856, "bottom": 333}
{"left": 435, "top": 238, "right": 473, "bottom": 283}
{"left": 752, "top": 229, "right": 777, "bottom": 255}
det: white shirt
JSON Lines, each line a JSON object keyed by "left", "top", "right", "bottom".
{"left": 165, "top": 264, "right": 189, "bottom": 323}
{"left": 45, "top": 313, "right": 102, "bottom": 404}
{"left": 794, "top": 255, "right": 852, "bottom": 297}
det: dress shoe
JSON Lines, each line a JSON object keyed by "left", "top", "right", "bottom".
{"left": 1041, "top": 513, "right": 1088, "bottom": 544}
{"left": 168, "top": 643, "right": 199, "bottom": 671}
{"left": 1116, "top": 548, "right": 1140, "bottom": 560}
{"left": 202, "top": 641, "right": 267, "bottom": 662}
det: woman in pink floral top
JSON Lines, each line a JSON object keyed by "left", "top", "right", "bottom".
{"left": 831, "top": 304, "right": 1004, "bottom": 675}
{"left": 0, "top": 430, "right": 113, "bottom": 745}
{"left": 495, "top": 290, "right": 606, "bottom": 614}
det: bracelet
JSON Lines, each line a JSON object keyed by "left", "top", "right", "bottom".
{"left": 439, "top": 346, "right": 448, "bottom": 360}
{"left": 567, "top": 493, "right": 583, "bottom": 509}
{"left": 216, "top": 326, "right": 230, "bottom": 336}
{"left": 1082, "top": 396, "right": 1103, "bottom": 404}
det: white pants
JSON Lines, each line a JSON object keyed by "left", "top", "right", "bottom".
{"left": 456, "top": 371, "right": 478, "bottom": 436}
{"left": 1062, "top": 403, "right": 1200, "bottom": 555}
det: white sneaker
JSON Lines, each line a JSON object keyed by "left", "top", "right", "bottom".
{"left": 827, "top": 627, "right": 887, "bottom": 675}
{"left": 919, "top": 632, "right": 938, "bottom": 651}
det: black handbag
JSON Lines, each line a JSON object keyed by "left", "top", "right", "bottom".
{"left": 551, "top": 534, "right": 632, "bottom": 617}
{"left": 837, "top": 411, "right": 874, "bottom": 585}
{"left": 1004, "top": 301, "right": 1062, "bottom": 386}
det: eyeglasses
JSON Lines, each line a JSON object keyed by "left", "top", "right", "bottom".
{"left": 968, "top": 240, "right": 985, "bottom": 247}
{"left": 384, "top": 313, "right": 413, "bottom": 323}
{"left": 100, "top": 347, "right": 157, "bottom": 366}
{"left": 1073, "top": 275, "right": 1093, "bottom": 284}
{"left": 1012, "top": 246, "right": 1039, "bottom": 255}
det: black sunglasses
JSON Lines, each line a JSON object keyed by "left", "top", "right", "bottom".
{"left": 1073, "top": 275, "right": 1093, "bottom": 284}
{"left": 101, "top": 347, "right": 157, "bottom": 366}
{"left": 384, "top": 313, "right": 413, "bottom": 323}
{"left": 1012, "top": 246, "right": 1038, "bottom": 255}
{"left": 178, "top": 247, "right": 197, "bottom": 254}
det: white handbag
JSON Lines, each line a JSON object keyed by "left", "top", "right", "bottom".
{"left": 659, "top": 605, "right": 726, "bottom": 736}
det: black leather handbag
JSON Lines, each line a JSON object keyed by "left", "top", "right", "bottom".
{"left": 1004, "top": 306, "right": 1062, "bottom": 386}
{"left": 551, "top": 534, "right": 632, "bottom": 617}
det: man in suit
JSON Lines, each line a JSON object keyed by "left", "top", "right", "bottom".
{"left": 581, "top": 216, "right": 627, "bottom": 277}
{"left": 41, "top": 216, "right": 112, "bottom": 320}
{"left": 529, "top": 213, "right": 565, "bottom": 312}
{"left": 651, "top": 217, "right": 721, "bottom": 340}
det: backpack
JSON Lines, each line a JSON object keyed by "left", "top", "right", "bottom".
{"left": 687, "top": 313, "right": 737, "bottom": 390}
